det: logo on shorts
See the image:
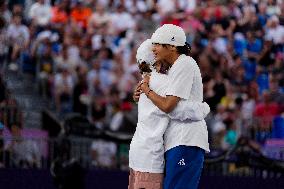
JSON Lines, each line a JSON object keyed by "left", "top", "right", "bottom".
{"left": 171, "top": 37, "right": 175, "bottom": 41}
{"left": 178, "top": 158, "right": 185, "bottom": 166}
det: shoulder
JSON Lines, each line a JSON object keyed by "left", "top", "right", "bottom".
{"left": 171, "top": 55, "right": 198, "bottom": 73}
{"left": 178, "top": 55, "right": 197, "bottom": 66}
{"left": 183, "top": 56, "right": 198, "bottom": 66}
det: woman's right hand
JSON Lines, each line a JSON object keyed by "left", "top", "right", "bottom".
{"left": 133, "top": 83, "right": 143, "bottom": 102}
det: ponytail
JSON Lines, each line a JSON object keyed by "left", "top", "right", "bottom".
{"left": 138, "top": 62, "right": 152, "bottom": 74}
{"left": 177, "top": 42, "right": 191, "bottom": 56}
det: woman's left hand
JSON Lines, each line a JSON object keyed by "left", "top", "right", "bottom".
{"left": 143, "top": 74, "right": 150, "bottom": 83}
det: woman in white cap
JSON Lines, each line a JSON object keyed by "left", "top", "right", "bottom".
{"left": 128, "top": 39, "right": 210, "bottom": 189}
{"left": 138, "top": 24, "right": 210, "bottom": 189}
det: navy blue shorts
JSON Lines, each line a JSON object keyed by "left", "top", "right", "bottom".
{"left": 163, "top": 146, "right": 205, "bottom": 189}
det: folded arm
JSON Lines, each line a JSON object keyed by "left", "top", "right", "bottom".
{"left": 141, "top": 82, "right": 210, "bottom": 120}
{"left": 168, "top": 101, "right": 210, "bottom": 121}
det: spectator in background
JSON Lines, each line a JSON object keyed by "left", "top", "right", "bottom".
{"left": 64, "top": 35, "right": 81, "bottom": 74}
{"left": 11, "top": 4, "right": 24, "bottom": 17}
{"left": 38, "top": 41, "right": 54, "bottom": 98}
{"left": 8, "top": 124, "right": 40, "bottom": 168}
{"left": 269, "top": 77, "right": 284, "bottom": 106}
{"left": 110, "top": 5, "right": 135, "bottom": 36}
{"left": 254, "top": 91, "right": 281, "bottom": 125}
{"left": 266, "top": 0, "right": 281, "bottom": 16}
{"left": 29, "top": 0, "right": 51, "bottom": 28}
{"left": 91, "top": 96, "right": 107, "bottom": 130}
{"left": 223, "top": 119, "right": 238, "bottom": 149}
{"left": 0, "top": 1, "right": 11, "bottom": 25}
{"left": 254, "top": 90, "right": 281, "bottom": 143}
{"left": 245, "top": 31, "right": 262, "bottom": 60}
{"left": 90, "top": 140, "right": 117, "bottom": 168}
{"left": 54, "top": 45, "right": 72, "bottom": 73}
{"left": 241, "top": 85, "right": 257, "bottom": 132}
{"left": 73, "top": 72, "right": 88, "bottom": 116}
{"left": 109, "top": 100, "right": 135, "bottom": 133}
{"left": 265, "top": 15, "right": 284, "bottom": 46}
{"left": 78, "top": 45, "right": 93, "bottom": 68}
{"left": 210, "top": 103, "right": 227, "bottom": 145}
{"left": 138, "top": 10, "right": 158, "bottom": 35}
{"left": 97, "top": 46, "right": 114, "bottom": 72}
{"left": 50, "top": 0, "right": 68, "bottom": 26}
{"left": 87, "top": 60, "right": 104, "bottom": 96}
{"left": 156, "top": 0, "right": 176, "bottom": 16}
{"left": 212, "top": 72, "right": 227, "bottom": 106}
{"left": 243, "top": 11, "right": 263, "bottom": 38}
{"left": 87, "top": 4, "right": 110, "bottom": 34}
{"left": 160, "top": 13, "right": 181, "bottom": 26}
{"left": 70, "top": 1, "right": 92, "bottom": 29}
{"left": 7, "top": 14, "right": 29, "bottom": 68}
{"left": 54, "top": 66, "right": 74, "bottom": 117}
{"left": 258, "top": 37, "right": 275, "bottom": 67}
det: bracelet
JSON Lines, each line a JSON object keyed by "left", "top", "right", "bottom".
{"left": 146, "top": 89, "right": 152, "bottom": 97}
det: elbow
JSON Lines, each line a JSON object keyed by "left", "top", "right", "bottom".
{"left": 163, "top": 108, "right": 171, "bottom": 114}
{"left": 162, "top": 105, "right": 175, "bottom": 114}
{"left": 161, "top": 99, "right": 179, "bottom": 113}
{"left": 156, "top": 96, "right": 179, "bottom": 113}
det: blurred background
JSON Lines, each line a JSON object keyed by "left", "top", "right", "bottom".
{"left": 0, "top": 0, "right": 284, "bottom": 188}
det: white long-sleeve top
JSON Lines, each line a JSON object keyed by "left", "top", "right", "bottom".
{"left": 129, "top": 70, "right": 210, "bottom": 173}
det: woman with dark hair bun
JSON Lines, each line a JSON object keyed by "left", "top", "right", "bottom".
{"left": 138, "top": 24, "right": 210, "bottom": 189}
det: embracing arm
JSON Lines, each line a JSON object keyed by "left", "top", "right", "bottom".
{"left": 168, "top": 101, "right": 210, "bottom": 121}
{"left": 141, "top": 82, "right": 210, "bottom": 120}
{"left": 140, "top": 75, "right": 180, "bottom": 113}
{"left": 146, "top": 91, "right": 180, "bottom": 113}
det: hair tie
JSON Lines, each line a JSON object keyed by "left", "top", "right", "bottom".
{"left": 185, "top": 42, "right": 191, "bottom": 51}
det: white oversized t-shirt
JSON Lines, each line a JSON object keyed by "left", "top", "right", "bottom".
{"left": 164, "top": 54, "right": 210, "bottom": 153}
{"left": 129, "top": 70, "right": 210, "bottom": 173}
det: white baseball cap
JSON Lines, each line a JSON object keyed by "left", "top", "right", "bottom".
{"left": 151, "top": 24, "right": 186, "bottom": 47}
{"left": 136, "top": 39, "right": 155, "bottom": 66}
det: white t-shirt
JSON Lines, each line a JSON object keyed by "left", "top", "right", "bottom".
{"left": 7, "top": 24, "right": 30, "bottom": 46}
{"left": 164, "top": 55, "right": 210, "bottom": 153}
{"left": 91, "top": 140, "right": 117, "bottom": 167}
{"left": 88, "top": 12, "right": 111, "bottom": 27}
{"left": 266, "top": 25, "right": 284, "bottom": 45}
{"left": 129, "top": 70, "right": 210, "bottom": 173}
{"left": 157, "top": 0, "right": 176, "bottom": 15}
{"left": 54, "top": 73, "right": 74, "bottom": 92}
{"left": 110, "top": 12, "right": 136, "bottom": 31}
{"left": 29, "top": 2, "right": 51, "bottom": 26}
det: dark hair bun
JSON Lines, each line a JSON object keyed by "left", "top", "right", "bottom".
{"left": 138, "top": 62, "right": 152, "bottom": 74}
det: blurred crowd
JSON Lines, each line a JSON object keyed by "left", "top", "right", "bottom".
{"left": 0, "top": 0, "right": 284, "bottom": 159}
